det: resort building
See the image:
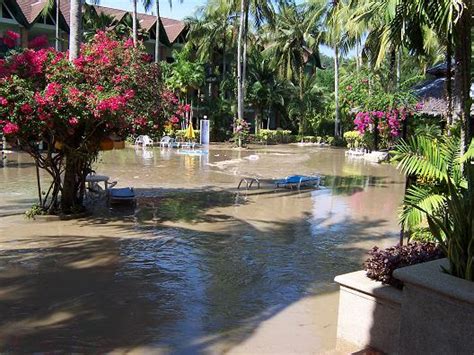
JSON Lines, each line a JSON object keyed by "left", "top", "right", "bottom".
{"left": 0, "top": 0, "right": 186, "bottom": 60}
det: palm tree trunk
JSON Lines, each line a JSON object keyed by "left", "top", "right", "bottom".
{"left": 355, "top": 41, "right": 360, "bottom": 72}
{"left": 222, "top": 24, "right": 227, "bottom": 84}
{"left": 237, "top": 0, "right": 246, "bottom": 121}
{"left": 55, "top": 0, "right": 60, "bottom": 51}
{"left": 454, "top": 3, "right": 472, "bottom": 152}
{"left": 446, "top": 33, "right": 453, "bottom": 130}
{"left": 69, "top": 0, "right": 82, "bottom": 61}
{"left": 132, "top": 0, "right": 138, "bottom": 46}
{"left": 242, "top": 4, "right": 249, "bottom": 100}
{"left": 334, "top": 45, "right": 340, "bottom": 138}
{"left": 299, "top": 64, "right": 304, "bottom": 137}
{"left": 396, "top": 48, "right": 401, "bottom": 89}
{"left": 155, "top": 0, "right": 160, "bottom": 63}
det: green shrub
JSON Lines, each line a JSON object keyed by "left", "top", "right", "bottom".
{"left": 256, "top": 129, "right": 292, "bottom": 144}
{"left": 343, "top": 131, "right": 363, "bottom": 149}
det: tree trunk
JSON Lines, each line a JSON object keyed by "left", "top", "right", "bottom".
{"left": 236, "top": 0, "right": 246, "bottom": 121}
{"left": 355, "top": 41, "right": 360, "bottom": 72}
{"left": 396, "top": 48, "right": 401, "bottom": 89}
{"left": 446, "top": 33, "right": 454, "bottom": 130}
{"left": 69, "top": 0, "right": 82, "bottom": 61}
{"left": 155, "top": 0, "right": 160, "bottom": 63}
{"left": 334, "top": 46, "right": 340, "bottom": 138}
{"left": 299, "top": 64, "right": 305, "bottom": 137}
{"left": 242, "top": 4, "right": 249, "bottom": 101}
{"left": 61, "top": 154, "right": 78, "bottom": 213}
{"left": 132, "top": 0, "right": 138, "bottom": 46}
{"left": 454, "top": 3, "right": 472, "bottom": 152}
{"left": 222, "top": 24, "right": 227, "bottom": 84}
{"left": 389, "top": 47, "right": 397, "bottom": 89}
{"left": 55, "top": 0, "right": 60, "bottom": 51}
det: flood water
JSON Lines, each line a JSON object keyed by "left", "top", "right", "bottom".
{"left": 0, "top": 145, "right": 405, "bottom": 353}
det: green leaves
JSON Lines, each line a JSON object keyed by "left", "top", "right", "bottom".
{"left": 395, "top": 137, "right": 474, "bottom": 281}
{"left": 392, "top": 136, "right": 461, "bottom": 182}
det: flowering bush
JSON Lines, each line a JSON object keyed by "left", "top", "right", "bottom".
{"left": 0, "top": 30, "right": 20, "bottom": 54}
{"left": 0, "top": 32, "right": 177, "bottom": 213}
{"left": 353, "top": 107, "right": 418, "bottom": 149}
{"left": 365, "top": 243, "right": 444, "bottom": 289}
{"left": 341, "top": 70, "right": 420, "bottom": 149}
{"left": 233, "top": 118, "right": 250, "bottom": 147}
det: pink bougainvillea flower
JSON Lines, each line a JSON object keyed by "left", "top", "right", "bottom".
{"left": 0, "top": 96, "right": 8, "bottom": 106}
{"left": 3, "top": 122, "right": 19, "bottom": 135}
{"left": 68, "top": 117, "right": 79, "bottom": 126}
{"left": 20, "top": 103, "right": 33, "bottom": 115}
{"left": 28, "top": 35, "right": 49, "bottom": 49}
{"left": 2, "top": 36, "right": 16, "bottom": 49}
{"left": 45, "top": 82, "right": 62, "bottom": 98}
{"left": 5, "top": 30, "right": 20, "bottom": 41}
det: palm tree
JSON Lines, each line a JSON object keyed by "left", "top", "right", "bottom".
{"left": 351, "top": 0, "right": 471, "bottom": 147}
{"left": 235, "top": 0, "right": 274, "bottom": 122}
{"left": 264, "top": 1, "right": 324, "bottom": 136}
{"left": 247, "top": 50, "right": 293, "bottom": 134}
{"left": 322, "top": 0, "right": 368, "bottom": 138}
{"left": 43, "top": 0, "right": 62, "bottom": 50}
{"left": 69, "top": 0, "right": 82, "bottom": 60}
{"left": 185, "top": 4, "right": 234, "bottom": 84}
{"left": 392, "top": 136, "right": 474, "bottom": 279}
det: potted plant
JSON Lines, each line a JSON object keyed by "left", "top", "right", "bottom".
{"left": 391, "top": 139, "right": 474, "bottom": 354}
{"left": 334, "top": 242, "right": 443, "bottom": 353}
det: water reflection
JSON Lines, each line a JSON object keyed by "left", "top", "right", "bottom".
{"left": 0, "top": 146, "right": 405, "bottom": 353}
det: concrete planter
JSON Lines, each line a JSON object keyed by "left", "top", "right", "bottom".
{"left": 394, "top": 259, "right": 474, "bottom": 354}
{"left": 334, "top": 270, "right": 402, "bottom": 353}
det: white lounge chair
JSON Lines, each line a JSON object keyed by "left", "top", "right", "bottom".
{"left": 135, "top": 135, "right": 154, "bottom": 147}
{"left": 159, "top": 136, "right": 174, "bottom": 148}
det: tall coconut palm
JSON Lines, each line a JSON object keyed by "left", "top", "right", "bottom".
{"left": 43, "top": 0, "right": 62, "bottom": 50}
{"left": 322, "top": 0, "right": 365, "bottom": 138}
{"left": 247, "top": 49, "right": 293, "bottom": 134}
{"left": 234, "top": 0, "right": 274, "bottom": 121}
{"left": 185, "top": 6, "right": 235, "bottom": 90}
{"left": 69, "top": 0, "right": 82, "bottom": 60}
{"left": 264, "top": 1, "right": 324, "bottom": 136}
{"left": 351, "top": 0, "right": 471, "bottom": 146}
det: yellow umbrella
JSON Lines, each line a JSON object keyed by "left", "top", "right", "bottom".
{"left": 184, "top": 123, "right": 195, "bottom": 140}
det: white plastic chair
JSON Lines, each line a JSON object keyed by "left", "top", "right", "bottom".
{"left": 134, "top": 135, "right": 145, "bottom": 147}
{"left": 142, "top": 135, "right": 154, "bottom": 147}
{"left": 159, "top": 136, "right": 172, "bottom": 147}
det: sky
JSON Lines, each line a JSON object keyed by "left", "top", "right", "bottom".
{"left": 92, "top": 0, "right": 206, "bottom": 20}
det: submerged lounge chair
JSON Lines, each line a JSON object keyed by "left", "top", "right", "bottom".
{"left": 108, "top": 187, "right": 136, "bottom": 204}
{"left": 274, "top": 175, "right": 321, "bottom": 190}
{"left": 135, "top": 135, "right": 154, "bottom": 147}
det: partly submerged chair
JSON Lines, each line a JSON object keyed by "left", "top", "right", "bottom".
{"left": 108, "top": 187, "right": 136, "bottom": 204}
{"left": 274, "top": 175, "right": 321, "bottom": 190}
{"left": 135, "top": 135, "right": 154, "bottom": 147}
{"left": 159, "top": 136, "right": 173, "bottom": 148}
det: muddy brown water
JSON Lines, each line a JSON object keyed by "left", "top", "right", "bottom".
{"left": 0, "top": 145, "right": 405, "bottom": 353}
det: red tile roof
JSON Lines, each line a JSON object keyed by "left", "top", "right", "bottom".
{"left": 11, "top": 1, "right": 186, "bottom": 44}
{"left": 91, "top": 4, "right": 185, "bottom": 43}
{"left": 162, "top": 17, "right": 186, "bottom": 43}
{"left": 16, "top": 0, "right": 48, "bottom": 25}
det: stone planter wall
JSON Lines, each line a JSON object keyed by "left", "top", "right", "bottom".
{"left": 334, "top": 271, "right": 402, "bottom": 353}
{"left": 394, "top": 259, "right": 474, "bottom": 355}
{"left": 335, "top": 259, "right": 474, "bottom": 354}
